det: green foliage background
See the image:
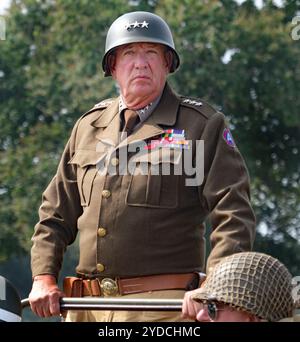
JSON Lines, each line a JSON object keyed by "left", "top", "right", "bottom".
{"left": 0, "top": 0, "right": 299, "bottom": 307}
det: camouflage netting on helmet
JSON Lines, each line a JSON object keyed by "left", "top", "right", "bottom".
{"left": 192, "top": 252, "right": 294, "bottom": 321}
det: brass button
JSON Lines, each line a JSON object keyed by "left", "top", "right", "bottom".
{"left": 96, "top": 263, "right": 105, "bottom": 272}
{"left": 98, "top": 227, "right": 107, "bottom": 237}
{"left": 102, "top": 190, "right": 111, "bottom": 199}
{"left": 110, "top": 157, "right": 119, "bottom": 166}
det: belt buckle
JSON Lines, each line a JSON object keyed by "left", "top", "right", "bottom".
{"left": 100, "top": 278, "right": 119, "bottom": 296}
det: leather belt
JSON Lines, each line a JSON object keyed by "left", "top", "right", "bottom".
{"left": 63, "top": 273, "right": 202, "bottom": 297}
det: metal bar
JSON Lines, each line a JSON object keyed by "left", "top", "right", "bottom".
{"left": 21, "top": 298, "right": 30, "bottom": 308}
{"left": 21, "top": 297, "right": 183, "bottom": 311}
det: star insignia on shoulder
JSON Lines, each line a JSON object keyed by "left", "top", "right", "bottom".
{"left": 182, "top": 99, "right": 203, "bottom": 107}
{"left": 93, "top": 99, "right": 113, "bottom": 109}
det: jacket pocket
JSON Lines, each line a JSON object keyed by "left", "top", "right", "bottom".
{"left": 68, "top": 150, "right": 104, "bottom": 206}
{"left": 126, "top": 148, "right": 182, "bottom": 209}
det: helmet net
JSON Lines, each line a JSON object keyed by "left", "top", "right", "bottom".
{"left": 193, "top": 252, "right": 294, "bottom": 321}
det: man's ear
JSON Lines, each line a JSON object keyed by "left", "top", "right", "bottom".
{"left": 164, "top": 50, "right": 173, "bottom": 72}
{"left": 108, "top": 54, "right": 116, "bottom": 77}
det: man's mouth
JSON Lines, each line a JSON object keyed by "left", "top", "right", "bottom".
{"left": 132, "top": 75, "right": 150, "bottom": 81}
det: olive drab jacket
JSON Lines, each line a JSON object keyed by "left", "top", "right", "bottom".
{"left": 31, "top": 83, "right": 256, "bottom": 279}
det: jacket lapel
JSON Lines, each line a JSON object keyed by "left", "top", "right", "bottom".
{"left": 152, "top": 82, "right": 180, "bottom": 127}
{"left": 91, "top": 98, "right": 120, "bottom": 148}
{"left": 90, "top": 83, "right": 181, "bottom": 151}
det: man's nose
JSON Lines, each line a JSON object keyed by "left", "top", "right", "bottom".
{"left": 196, "top": 308, "right": 212, "bottom": 322}
{"left": 134, "top": 52, "right": 148, "bottom": 69}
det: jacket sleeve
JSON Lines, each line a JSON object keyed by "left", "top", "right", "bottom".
{"left": 31, "top": 121, "right": 82, "bottom": 279}
{"left": 199, "top": 111, "right": 256, "bottom": 273}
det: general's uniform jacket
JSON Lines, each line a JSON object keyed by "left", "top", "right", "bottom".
{"left": 31, "top": 83, "right": 256, "bottom": 279}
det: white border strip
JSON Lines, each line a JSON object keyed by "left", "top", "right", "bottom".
{"left": 0, "top": 308, "right": 21, "bottom": 322}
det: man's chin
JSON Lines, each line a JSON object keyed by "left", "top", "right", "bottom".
{"left": 131, "top": 79, "right": 152, "bottom": 89}
{"left": 131, "top": 84, "right": 153, "bottom": 97}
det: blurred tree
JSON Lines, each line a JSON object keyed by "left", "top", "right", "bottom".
{"left": 158, "top": 0, "right": 300, "bottom": 274}
{"left": 0, "top": 0, "right": 299, "bottom": 275}
{"left": 0, "top": 0, "right": 132, "bottom": 260}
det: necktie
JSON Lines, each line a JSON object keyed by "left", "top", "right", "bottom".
{"left": 123, "top": 109, "right": 139, "bottom": 135}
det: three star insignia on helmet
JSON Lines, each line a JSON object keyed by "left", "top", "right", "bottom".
{"left": 125, "top": 21, "right": 149, "bottom": 30}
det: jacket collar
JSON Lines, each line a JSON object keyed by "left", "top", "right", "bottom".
{"left": 91, "top": 97, "right": 119, "bottom": 128}
{"left": 152, "top": 82, "right": 180, "bottom": 126}
{"left": 90, "top": 82, "right": 180, "bottom": 148}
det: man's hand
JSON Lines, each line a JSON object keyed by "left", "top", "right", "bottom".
{"left": 29, "top": 275, "right": 64, "bottom": 318}
{"left": 181, "top": 288, "right": 203, "bottom": 320}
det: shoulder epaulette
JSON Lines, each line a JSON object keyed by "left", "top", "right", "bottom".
{"left": 180, "top": 96, "right": 218, "bottom": 119}
{"left": 93, "top": 98, "right": 115, "bottom": 109}
{"left": 81, "top": 98, "right": 115, "bottom": 118}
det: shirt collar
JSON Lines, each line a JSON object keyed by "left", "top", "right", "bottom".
{"left": 119, "top": 93, "right": 162, "bottom": 125}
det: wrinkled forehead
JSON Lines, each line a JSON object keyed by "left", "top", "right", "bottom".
{"left": 116, "top": 42, "right": 166, "bottom": 51}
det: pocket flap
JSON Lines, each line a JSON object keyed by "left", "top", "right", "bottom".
{"left": 131, "top": 148, "right": 182, "bottom": 165}
{"left": 68, "top": 150, "right": 105, "bottom": 167}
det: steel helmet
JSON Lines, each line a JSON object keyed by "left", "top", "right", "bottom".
{"left": 102, "top": 11, "right": 180, "bottom": 76}
{"left": 0, "top": 276, "right": 22, "bottom": 322}
{"left": 192, "top": 252, "right": 295, "bottom": 322}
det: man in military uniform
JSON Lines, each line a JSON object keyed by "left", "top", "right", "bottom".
{"left": 182, "top": 252, "right": 296, "bottom": 322}
{"left": 29, "top": 11, "right": 256, "bottom": 321}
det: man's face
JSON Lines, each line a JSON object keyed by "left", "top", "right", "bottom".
{"left": 110, "top": 42, "right": 171, "bottom": 108}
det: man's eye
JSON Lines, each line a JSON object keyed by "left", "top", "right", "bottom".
{"left": 147, "top": 50, "right": 157, "bottom": 54}
{"left": 124, "top": 50, "right": 134, "bottom": 55}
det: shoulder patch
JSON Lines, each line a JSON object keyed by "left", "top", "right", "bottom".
{"left": 181, "top": 97, "right": 217, "bottom": 119}
{"left": 223, "top": 128, "right": 236, "bottom": 147}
